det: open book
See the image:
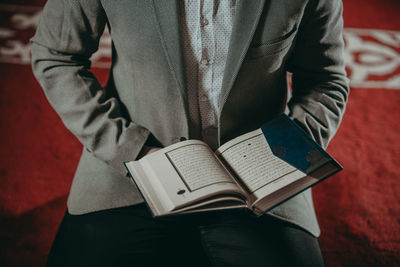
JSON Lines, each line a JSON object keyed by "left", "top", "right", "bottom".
{"left": 124, "top": 114, "right": 342, "bottom": 217}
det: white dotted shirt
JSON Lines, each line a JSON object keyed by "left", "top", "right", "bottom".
{"left": 181, "top": 0, "right": 237, "bottom": 149}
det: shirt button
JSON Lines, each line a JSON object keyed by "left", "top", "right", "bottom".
{"left": 201, "top": 17, "right": 209, "bottom": 27}
{"left": 199, "top": 94, "right": 207, "bottom": 102}
{"left": 200, "top": 58, "right": 209, "bottom": 65}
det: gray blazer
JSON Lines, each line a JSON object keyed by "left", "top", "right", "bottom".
{"left": 31, "top": 0, "right": 349, "bottom": 237}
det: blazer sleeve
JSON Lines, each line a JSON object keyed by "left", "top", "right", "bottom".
{"left": 287, "top": 0, "right": 349, "bottom": 149}
{"left": 30, "top": 0, "right": 150, "bottom": 175}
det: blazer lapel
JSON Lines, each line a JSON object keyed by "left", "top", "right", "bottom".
{"left": 219, "top": 0, "right": 266, "bottom": 110}
{"left": 151, "top": 0, "right": 186, "bottom": 102}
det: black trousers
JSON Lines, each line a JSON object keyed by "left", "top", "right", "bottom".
{"left": 47, "top": 204, "right": 325, "bottom": 267}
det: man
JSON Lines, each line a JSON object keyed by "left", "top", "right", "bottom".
{"left": 31, "top": 0, "right": 349, "bottom": 266}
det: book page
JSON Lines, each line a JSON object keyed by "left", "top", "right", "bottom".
{"left": 126, "top": 160, "right": 175, "bottom": 216}
{"left": 166, "top": 144, "right": 234, "bottom": 191}
{"left": 135, "top": 140, "right": 245, "bottom": 212}
{"left": 216, "top": 129, "right": 297, "bottom": 194}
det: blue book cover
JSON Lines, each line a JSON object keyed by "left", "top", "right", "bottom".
{"left": 261, "top": 114, "right": 342, "bottom": 179}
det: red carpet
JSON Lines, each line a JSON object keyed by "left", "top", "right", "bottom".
{"left": 0, "top": 0, "right": 399, "bottom": 266}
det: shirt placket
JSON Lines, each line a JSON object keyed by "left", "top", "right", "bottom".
{"left": 198, "top": 0, "right": 218, "bottom": 149}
